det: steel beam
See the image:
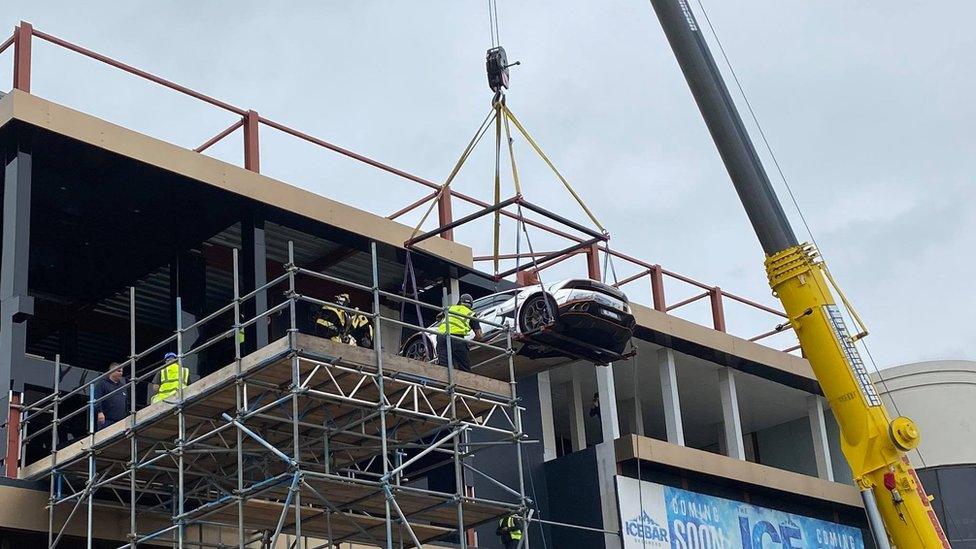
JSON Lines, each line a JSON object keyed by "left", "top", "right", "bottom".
{"left": 241, "top": 213, "right": 269, "bottom": 352}
{"left": 0, "top": 129, "right": 33, "bottom": 471}
{"left": 13, "top": 23, "right": 32, "bottom": 93}
{"left": 243, "top": 110, "right": 260, "bottom": 172}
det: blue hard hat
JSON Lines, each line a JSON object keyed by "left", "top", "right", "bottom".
{"left": 164, "top": 352, "right": 177, "bottom": 360}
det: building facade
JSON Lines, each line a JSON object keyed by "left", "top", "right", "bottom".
{"left": 874, "top": 360, "right": 976, "bottom": 548}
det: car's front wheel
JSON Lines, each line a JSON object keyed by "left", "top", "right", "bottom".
{"left": 403, "top": 337, "right": 432, "bottom": 361}
{"left": 517, "top": 293, "right": 558, "bottom": 332}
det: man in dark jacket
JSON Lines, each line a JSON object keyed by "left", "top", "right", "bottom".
{"left": 95, "top": 362, "right": 129, "bottom": 431}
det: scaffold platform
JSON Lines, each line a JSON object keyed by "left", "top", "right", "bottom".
{"left": 23, "top": 332, "right": 523, "bottom": 547}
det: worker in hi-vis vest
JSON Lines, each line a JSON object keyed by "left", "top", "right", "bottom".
{"left": 347, "top": 311, "right": 374, "bottom": 349}
{"left": 496, "top": 512, "right": 523, "bottom": 548}
{"left": 150, "top": 352, "right": 190, "bottom": 404}
{"left": 435, "top": 293, "right": 483, "bottom": 372}
{"left": 316, "top": 293, "right": 352, "bottom": 343}
{"left": 316, "top": 293, "right": 373, "bottom": 347}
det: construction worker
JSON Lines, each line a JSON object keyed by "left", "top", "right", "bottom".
{"left": 496, "top": 512, "right": 523, "bottom": 548}
{"left": 316, "top": 293, "right": 351, "bottom": 343}
{"left": 347, "top": 310, "right": 374, "bottom": 349}
{"left": 94, "top": 362, "right": 128, "bottom": 431}
{"left": 149, "top": 352, "right": 190, "bottom": 404}
{"left": 435, "top": 293, "right": 483, "bottom": 372}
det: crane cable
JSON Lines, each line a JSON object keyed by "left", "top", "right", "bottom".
{"left": 487, "top": 0, "right": 500, "bottom": 48}
{"left": 693, "top": 0, "right": 961, "bottom": 537}
{"left": 692, "top": 0, "right": 898, "bottom": 416}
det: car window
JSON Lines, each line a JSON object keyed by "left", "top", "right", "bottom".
{"left": 472, "top": 290, "right": 518, "bottom": 312}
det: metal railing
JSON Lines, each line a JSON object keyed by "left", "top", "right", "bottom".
{"left": 1, "top": 21, "right": 797, "bottom": 351}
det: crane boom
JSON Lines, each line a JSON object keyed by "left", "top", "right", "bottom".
{"left": 647, "top": 1, "right": 951, "bottom": 547}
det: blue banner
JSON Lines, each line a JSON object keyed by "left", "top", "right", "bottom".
{"left": 617, "top": 476, "right": 865, "bottom": 549}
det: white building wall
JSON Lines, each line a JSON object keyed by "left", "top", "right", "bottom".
{"left": 872, "top": 360, "right": 976, "bottom": 468}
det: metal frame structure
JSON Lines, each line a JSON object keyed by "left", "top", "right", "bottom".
{"left": 17, "top": 242, "right": 530, "bottom": 548}
{"left": 0, "top": 21, "right": 797, "bottom": 347}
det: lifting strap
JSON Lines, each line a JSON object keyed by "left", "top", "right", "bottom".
{"left": 502, "top": 105, "right": 606, "bottom": 233}
{"left": 399, "top": 251, "right": 429, "bottom": 354}
{"left": 410, "top": 107, "right": 498, "bottom": 240}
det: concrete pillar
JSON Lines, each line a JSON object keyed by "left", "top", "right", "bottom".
{"left": 808, "top": 395, "right": 835, "bottom": 481}
{"left": 446, "top": 277, "right": 460, "bottom": 306}
{"left": 379, "top": 304, "right": 402, "bottom": 353}
{"left": 658, "top": 348, "right": 685, "bottom": 446}
{"left": 621, "top": 397, "right": 645, "bottom": 437}
{"left": 595, "top": 441, "right": 623, "bottom": 549}
{"left": 566, "top": 373, "right": 587, "bottom": 452}
{"left": 537, "top": 371, "right": 557, "bottom": 462}
{"left": 718, "top": 368, "right": 745, "bottom": 460}
{"left": 596, "top": 364, "right": 620, "bottom": 443}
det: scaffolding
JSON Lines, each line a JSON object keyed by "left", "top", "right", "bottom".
{"left": 17, "top": 241, "right": 529, "bottom": 549}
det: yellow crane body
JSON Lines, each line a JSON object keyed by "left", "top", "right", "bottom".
{"left": 767, "top": 244, "right": 951, "bottom": 548}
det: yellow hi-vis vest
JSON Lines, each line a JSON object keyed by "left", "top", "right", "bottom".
{"left": 151, "top": 361, "right": 189, "bottom": 404}
{"left": 499, "top": 515, "right": 522, "bottom": 541}
{"left": 437, "top": 304, "right": 473, "bottom": 336}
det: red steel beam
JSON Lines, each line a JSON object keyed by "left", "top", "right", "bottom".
{"left": 586, "top": 243, "right": 601, "bottom": 282}
{"left": 474, "top": 251, "right": 562, "bottom": 261}
{"left": 260, "top": 116, "right": 590, "bottom": 244}
{"left": 406, "top": 196, "right": 521, "bottom": 248}
{"left": 195, "top": 117, "right": 244, "bottom": 153}
{"left": 19, "top": 24, "right": 789, "bottom": 331}
{"left": 0, "top": 33, "right": 14, "bottom": 56}
{"left": 243, "top": 110, "right": 260, "bottom": 172}
{"left": 749, "top": 325, "right": 788, "bottom": 343}
{"left": 4, "top": 393, "right": 20, "bottom": 477}
{"left": 710, "top": 287, "right": 727, "bottom": 332}
{"left": 437, "top": 188, "right": 454, "bottom": 241}
{"left": 495, "top": 237, "right": 603, "bottom": 280}
{"left": 13, "top": 23, "right": 32, "bottom": 92}
{"left": 532, "top": 249, "right": 586, "bottom": 273}
{"left": 31, "top": 27, "right": 246, "bottom": 115}
{"left": 650, "top": 265, "right": 667, "bottom": 312}
{"left": 665, "top": 290, "right": 709, "bottom": 312}
{"left": 611, "top": 269, "right": 651, "bottom": 289}
{"left": 387, "top": 191, "right": 439, "bottom": 220}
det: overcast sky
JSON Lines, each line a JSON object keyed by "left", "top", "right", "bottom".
{"left": 3, "top": 2, "right": 973, "bottom": 368}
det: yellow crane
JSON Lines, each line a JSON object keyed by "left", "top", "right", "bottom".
{"left": 647, "top": 1, "right": 952, "bottom": 547}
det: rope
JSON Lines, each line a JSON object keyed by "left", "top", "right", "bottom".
{"left": 502, "top": 101, "right": 523, "bottom": 195}
{"left": 410, "top": 107, "right": 497, "bottom": 239}
{"left": 602, "top": 244, "right": 620, "bottom": 286}
{"left": 493, "top": 101, "right": 504, "bottom": 274}
{"left": 502, "top": 106, "right": 606, "bottom": 233}
{"left": 399, "top": 252, "right": 427, "bottom": 355}
{"left": 487, "top": 0, "right": 500, "bottom": 49}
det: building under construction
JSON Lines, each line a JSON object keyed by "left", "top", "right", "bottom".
{"left": 0, "top": 19, "right": 967, "bottom": 549}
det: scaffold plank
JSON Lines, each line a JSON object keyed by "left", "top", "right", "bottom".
{"left": 21, "top": 334, "right": 511, "bottom": 480}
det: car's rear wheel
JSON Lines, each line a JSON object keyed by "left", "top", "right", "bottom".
{"left": 518, "top": 293, "right": 558, "bottom": 332}
{"left": 403, "top": 337, "right": 431, "bottom": 361}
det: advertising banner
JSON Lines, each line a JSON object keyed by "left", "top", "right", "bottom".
{"left": 616, "top": 476, "right": 865, "bottom": 548}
